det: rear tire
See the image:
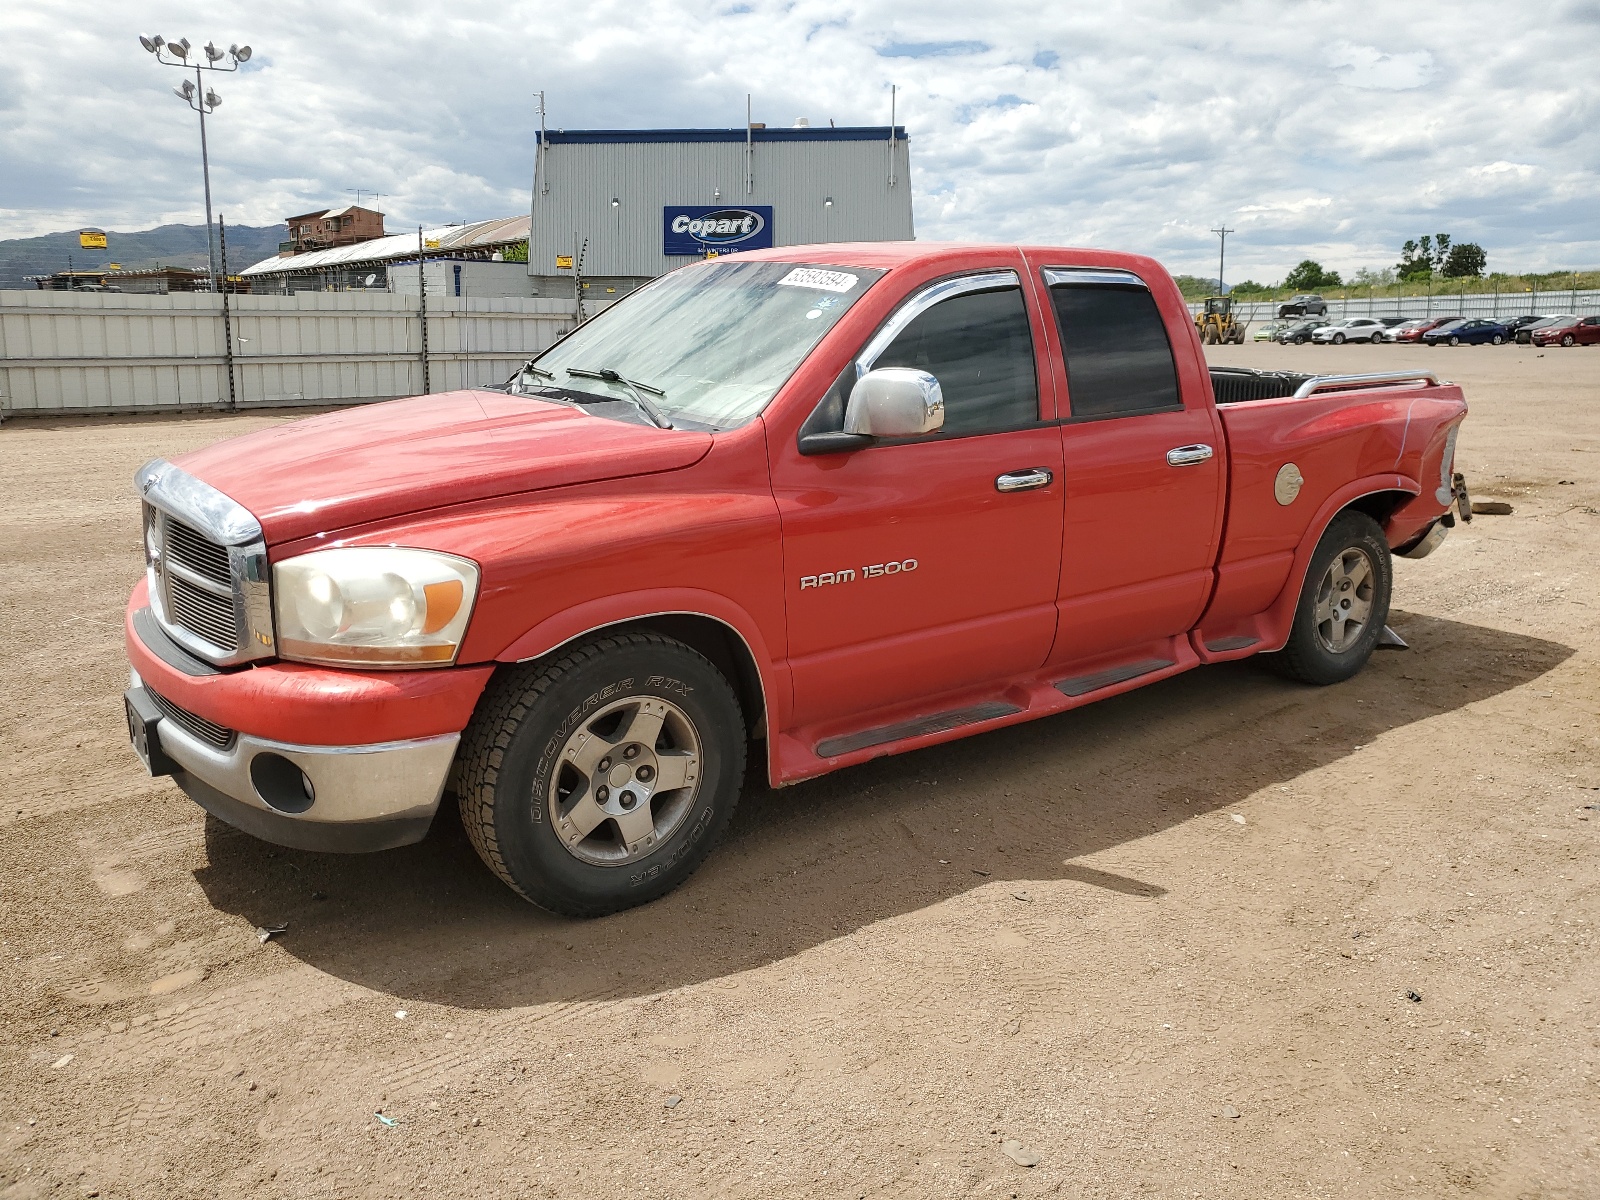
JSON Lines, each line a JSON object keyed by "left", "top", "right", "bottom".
{"left": 1491, "top": 334, "right": 1504, "bottom": 345}
{"left": 1370, "top": 332, "right": 1383, "bottom": 343}
{"left": 457, "top": 631, "right": 745, "bottom": 916}
{"left": 1265, "top": 512, "right": 1393, "bottom": 686}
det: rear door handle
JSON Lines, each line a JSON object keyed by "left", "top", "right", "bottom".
{"left": 995, "top": 468, "right": 1055, "bottom": 493}
{"left": 1166, "top": 444, "right": 1214, "bottom": 467}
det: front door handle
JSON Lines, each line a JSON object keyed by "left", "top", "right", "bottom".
{"left": 995, "top": 468, "right": 1055, "bottom": 493}
{"left": 1166, "top": 444, "right": 1214, "bottom": 467}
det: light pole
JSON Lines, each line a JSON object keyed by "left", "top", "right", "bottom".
{"left": 138, "top": 34, "right": 252, "bottom": 290}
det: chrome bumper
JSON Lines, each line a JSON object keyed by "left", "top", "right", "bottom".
{"left": 131, "top": 671, "right": 457, "bottom": 853}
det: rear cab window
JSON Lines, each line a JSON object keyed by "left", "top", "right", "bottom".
{"left": 1043, "top": 268, "right": 1182, "bottom": 420}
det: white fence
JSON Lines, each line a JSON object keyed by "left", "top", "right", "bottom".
{"left": 1191, "top": 286, "right": 1600, "bottom": 326}
{"left": 0, "top": 290, "right": 578, "bottom": 418}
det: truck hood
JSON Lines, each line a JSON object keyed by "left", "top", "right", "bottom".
{"left": 173, "top": 391, "right": 714, "bottom": 544}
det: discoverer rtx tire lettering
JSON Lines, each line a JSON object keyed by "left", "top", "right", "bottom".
{"left": 456, "top": 631, "right": 745, "bottom": 916}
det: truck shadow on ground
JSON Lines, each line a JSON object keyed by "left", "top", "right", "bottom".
{"left": 194, "top": 611, "right": 1571, "bottom": 1008}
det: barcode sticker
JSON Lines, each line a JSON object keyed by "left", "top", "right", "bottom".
{"left": 777, "top": 268, "right": 859, "bottom": 293}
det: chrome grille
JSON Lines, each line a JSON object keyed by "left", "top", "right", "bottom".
{"left": 163, "top": 515, "right": 231, "bottom": 586}
{"left": 164, "top": 563, "right": 238, "bottom": 649}
{"left": 136, "top": 459, "right": 275, "bottom": 667}
{"left": 147, "top": 686, "right": 236, "bottom": 750}
{"left": 149, "top": 505, "right": 239, "bottom": 654}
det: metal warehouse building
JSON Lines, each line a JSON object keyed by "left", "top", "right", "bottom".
{"left": 530, "top": 125, "right": 914, "bottom": 309}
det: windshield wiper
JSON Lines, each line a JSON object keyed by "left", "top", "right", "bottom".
{"left": 563, "top": 366, "right": 674, "bottom": 429}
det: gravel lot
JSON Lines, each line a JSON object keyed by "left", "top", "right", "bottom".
{"left": 2, "top": 341, "right": 1597, "bottom": 1198}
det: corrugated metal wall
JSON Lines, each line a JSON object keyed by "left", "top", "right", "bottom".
{"left": 531, "top": 136, "right": 915, "bottom": 278}
{"left": 0, "top": 290, "right": 576, "bottom": 417}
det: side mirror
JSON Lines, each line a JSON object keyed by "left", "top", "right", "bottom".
{"left": 843, "top": 367, "right": 944, "bottom": 438}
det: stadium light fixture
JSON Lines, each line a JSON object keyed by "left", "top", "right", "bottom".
{"left": 138, "top": 32, "right": 255, "bottom": 290}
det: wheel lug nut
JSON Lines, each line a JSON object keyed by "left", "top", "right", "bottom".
{"left": 598, "top": 756, "right": 612, "bottom": 772}
{"left": 623, "top": 744, "right": 640, "bottom": 760}
{"left": 596, "top": 785, "right": 610, "bottom": 803}
{"left": 636, "top": 765, "right": 655, "bottom": 783}
{"left": 619, "top": 791, "right": 637, "bottom": 810}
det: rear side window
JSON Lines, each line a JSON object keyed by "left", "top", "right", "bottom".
{"left": 1048, "top": 282, "right": 1182, "bottom": 420}
{"left": 871, "top": 287, "right": 1040, "bottom": 435}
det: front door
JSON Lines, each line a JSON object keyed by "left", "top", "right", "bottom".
{"left": 768, "top": 267, "right": 1065, "bottom": 728}
{"left": 1028, "top": 263, "right": 1226, "bottom": 669}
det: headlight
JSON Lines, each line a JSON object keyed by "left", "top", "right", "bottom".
{"left": 273, "top": 547, "right": 480, "bottom": 668}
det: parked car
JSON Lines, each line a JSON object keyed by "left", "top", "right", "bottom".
{"left": 122, "top": 242, "right": 1470, "bottom": 916}
{"left": 1531, "top": 315, "right": 1600, "bottom": 347}
{"left": 1516, "top": 315, "right": 1577, "bottom": 344}
{"left": 1394, "top": 318, "right": 1460, "bottom": 344}
{"left": 1278, "top": 318, "right": 1333, "bottom": 344}
{"left": 1252, "top": 320, "right": 1288, "bottom": 342}
{"left": 1382, "top": 319, "right": 1429, "bottom": 343}
{"left": 1277, "top": 293, "right": 1329, "bottom": 318}
{"left": 1501, "top": 315, "right": 1549, "bottom": 340}
{"left": 1421, "top": 318, "right": 1512, "bottom": 346}
{"left": 1312, "top": 317, "right": 1389, "bottom": 344}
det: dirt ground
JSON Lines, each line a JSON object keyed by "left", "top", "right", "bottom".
{"left": 1, "top": 340, "right": 1597, "bottom": 1199}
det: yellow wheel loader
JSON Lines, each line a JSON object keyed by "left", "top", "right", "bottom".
{"left": 1195, "top": 296, "right": 1248, "bottom": 345}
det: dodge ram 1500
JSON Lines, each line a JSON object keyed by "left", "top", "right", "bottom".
{"left": 124, "top": 242, "right": 1471, "bottom": 915}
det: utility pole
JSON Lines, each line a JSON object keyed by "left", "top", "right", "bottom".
{"left": 1210, "top": 224, "right": 1235, "bottom": 294}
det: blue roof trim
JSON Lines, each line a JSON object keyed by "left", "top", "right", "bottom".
{"left": 538, "top": 126, "right": 908, "bottom": 145}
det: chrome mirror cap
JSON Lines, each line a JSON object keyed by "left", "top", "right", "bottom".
{"left": 843, "top": 368, "right": 944, "bottom": 438}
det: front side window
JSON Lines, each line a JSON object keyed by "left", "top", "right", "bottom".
{"left": 1047, "top": 278, "right": 1182, "bottom": 420}
{"left": 868, "top": 286, "right": 1040, "bottom": 436}
{"left": 519, "top": 260, "right": 885, "bottom": 429}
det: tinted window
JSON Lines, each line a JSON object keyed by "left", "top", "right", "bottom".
{"left": 1049, "top": 284, "right": 1182, "bottom": 420}
{"left": 870, "top": 287, "right": 1040, "bottom": 435}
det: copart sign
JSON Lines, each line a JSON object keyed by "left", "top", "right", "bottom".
{"left": 663, "top": 205, "right": 774, "bottom": 256}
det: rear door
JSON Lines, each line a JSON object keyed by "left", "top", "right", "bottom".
{"left": 770, "top": 266, "right": 1065, "bottom": 727}
{"left": 1029, "top": 264, "right": 1226, "bottom": 668}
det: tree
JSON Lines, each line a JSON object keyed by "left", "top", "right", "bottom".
{"left": 1397, "top": 233, "right": 1456, "bottom": 281}
{"left": 1442, "top": 242, "right": 1486, "bottom": 278}
{"left": 1230, "top": 279, "right": 1271, "bottom": 295}
{"left": 1284, "top": 260, "right": 1341, "bottom": 290}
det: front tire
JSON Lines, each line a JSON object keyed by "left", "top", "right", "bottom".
{"left": 1333, "top": 333, "right": 1346, "bottom": 345}
{"left": 1266, "top": 512, "right": 1393, "bottom": 686}
{"left": 1491, "top": 334, "right": 1504, "bottom": 345}
{"left": 1562, "top": 334, "right": 1576, "bottom": 347}
{"left": 457, "top": 632, "right": 746, "bottom": 916}
{"left": 1449, "top": 335, "right": 1461, "bottom": 346}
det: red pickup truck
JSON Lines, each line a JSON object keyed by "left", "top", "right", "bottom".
{"left": 125, "top": 243, "right": 1471, "bottom": 916}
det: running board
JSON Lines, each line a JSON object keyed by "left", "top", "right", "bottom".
{"left": 815, "top": 700, "right": 1024, "bottom": 759}
{"left": 1204, "top": 635, "right": 1260, "bottom": 653}
{"left": 1054, "top": 658, "right": 1175, "bottom": 698}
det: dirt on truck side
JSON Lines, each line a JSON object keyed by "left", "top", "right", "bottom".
{"left": 1, "top": 341, "right": 1597, "bottom": 1198}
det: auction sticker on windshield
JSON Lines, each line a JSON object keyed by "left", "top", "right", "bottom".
{"left": 777, "top": 268, "right": 859, "bottom": 293}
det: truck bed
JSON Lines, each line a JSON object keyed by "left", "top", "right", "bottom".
{"left": 1208, "top": 366, "right": 1316, "bottom": 404}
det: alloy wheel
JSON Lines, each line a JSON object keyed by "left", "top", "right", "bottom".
{"left": 545, "top": 695, "right": 703, "bottom": 866}
{"left": 1313, "top": 548, "right": 1375, "bottom": 654}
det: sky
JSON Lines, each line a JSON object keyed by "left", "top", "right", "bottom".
{"left": 2, "top": 0, "right": 1597, "bottom": 281}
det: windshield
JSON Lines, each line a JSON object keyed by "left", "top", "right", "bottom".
{"left": 515, "top": 260, "right": 885, "bottom": 429}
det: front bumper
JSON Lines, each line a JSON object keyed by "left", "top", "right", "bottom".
{"left": 129, "top": 671, "right": 457, "bottom": 852}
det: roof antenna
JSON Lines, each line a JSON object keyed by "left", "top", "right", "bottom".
{"left": 887, "top": 84, "right": 897, "bottom": 188}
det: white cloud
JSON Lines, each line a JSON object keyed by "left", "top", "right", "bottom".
{"left": 1328, "top": 43, "right": 1435, "bottom": 91}
{"left": 1, "top": 0, "right": 1596, "bottom": 281}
